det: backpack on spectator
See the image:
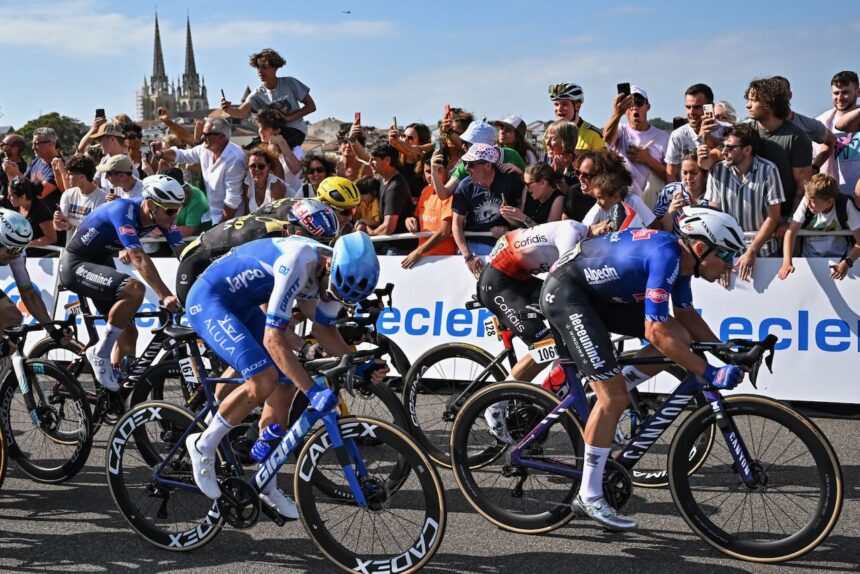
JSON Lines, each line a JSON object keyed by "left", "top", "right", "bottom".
{"left": 799, "top": 194, "right": 852, "bottom": 255}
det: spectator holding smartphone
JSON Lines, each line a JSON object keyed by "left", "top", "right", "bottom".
{"left": 221, "top": 48, "right": 315, "bottom": 152}
{"left": 653, "top": 152, "right": 709, "bottom": 231}
{"left": 53, "top": 154, "right": 107, "bottom": 243}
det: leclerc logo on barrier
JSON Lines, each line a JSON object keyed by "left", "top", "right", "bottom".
{"left": 720, "top": 310, "right": 858, "bottom": 353}
{"left": 376, "top": 303, "right": 495, "bottom": 337}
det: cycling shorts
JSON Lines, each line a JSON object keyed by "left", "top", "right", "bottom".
{"left": 186, "top": 272, "right": 275, "bottom": 380}
{"left": 175, "top": 245, "right": 215, "bottom": 306}
{"left": 540, "top": 272, "right": 644, "bottom": 384}
{"left": 59, "top": 251, "right": 134, "bottom": 315}
{"left": 477, "top": 265, "right": 549, "bottom": 345}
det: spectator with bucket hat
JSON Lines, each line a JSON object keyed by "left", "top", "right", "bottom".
{"left": 451, "top": 143, "right": 524, "bottom": 277}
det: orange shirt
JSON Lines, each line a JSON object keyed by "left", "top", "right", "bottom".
{"left": 415, "top": 184, "right": 457, "bottom": 256}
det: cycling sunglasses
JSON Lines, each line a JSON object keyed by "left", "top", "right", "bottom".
{"left": 326, "top": 274, "right": 357, "bottom": 308}
{"left": 151, "top": 200, "right": 180, "bottom": 217}
{"left": 2, "top": 246, "right": 25, "bottom": 256}
{"left": 714, "top": 248, "right": 735, "bottom": 263}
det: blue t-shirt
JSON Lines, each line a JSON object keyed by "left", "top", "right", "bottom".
{"left": 24, "top": 157, "right": 56, "bottom": 189}
{"left": 66, "top": 198, "right": 183, "bottom": 255}
{"left": 452, "top": 170, "right": 523, "bottom": 232}
{"left": 555, "top": 229, "right": 693, "bottom": 323}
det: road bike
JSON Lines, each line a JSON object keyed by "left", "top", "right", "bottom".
{"left": 402, "top": 297, "right": 708, "bottom": 487}
{"left": 105, "top": 322, "right": 446, "bottom": 573}
{"left": 449, "top": 335, "right": 843, "bottom": 563}
{"left": 0, "top": 319, "right": 93, "bottom": 483}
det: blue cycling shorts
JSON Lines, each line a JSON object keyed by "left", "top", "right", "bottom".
{"left": 187, "top": 274, "right": 273, "bottom": 379}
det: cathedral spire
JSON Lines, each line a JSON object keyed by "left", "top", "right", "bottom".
{"left": 184, "top": 16, "right": 198, "bottom": 78}
{"left": 151, "top": 12, "right": 169, "bottom": 92}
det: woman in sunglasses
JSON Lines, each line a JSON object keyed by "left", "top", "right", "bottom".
{"left": 244, "top": 147, "right": 286, "bottom": 213}
{"left": 8, "top": 177, "right": 58, "bottom": 256}
{"left": 300, "top": 154, "right": 335, "bottom": 198}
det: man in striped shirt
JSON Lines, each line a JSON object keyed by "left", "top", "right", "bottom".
{"left": 704, "top": 123, "right": 785, "bottom": 281}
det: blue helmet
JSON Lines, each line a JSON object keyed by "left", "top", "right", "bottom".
{"left": 288, "top": 198, "right": 339, "bottom": 241}
{"left": 330, "top": 232, "right": 379, "bottom": 304}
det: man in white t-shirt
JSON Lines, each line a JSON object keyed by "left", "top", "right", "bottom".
{"left": 151, "top": 118, "right": 246, "bottom": 225}
{"left": 95, "top": 155, "right": 144, "bottom": 200}
{"left": 52, "top": 155, "right": 107, "bottom": 244}
{"left": 604, "top": 85, "right": 670, "bottom": 202}
{"left": 816, "top": 71, "right": 860, "bottom": 197}
{"left": 664, "top": 83, "right": 724, "bottom": 182}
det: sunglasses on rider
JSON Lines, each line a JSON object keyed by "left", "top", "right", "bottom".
{"left": 151, "top": 200, "right": 180, "bottom": 217}
{"left": 714, "top": 249, "right": 735, "bottom": 263}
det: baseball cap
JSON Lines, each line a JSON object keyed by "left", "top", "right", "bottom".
{"left": 95, "top": 154, "right": 134, "bottom": 173}
{"left": 460, "top": 121, "right": 496, "bottom": 146}
{"left": 91, "top": 122, "right": 126, "bottom": 140}
{"left": 461, "top": 143, "right": 501, "bottom": 165}
{"left": 631, "top": 85, "right": 649, "bottom": 101}
{"left": 493, "top": 115, "right": 526, "bottom": 135}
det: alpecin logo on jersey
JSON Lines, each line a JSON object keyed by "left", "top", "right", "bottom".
{"left": 631, "top": 229, "right": 658, "bottom": 241}
{"left": 119, "top": 224, "right": 137, "bottom": 236}
{"left": 583, "top": 265, "right": 620, "bottom": 285}
{"left": 645, "top": 288, "right": 669, "bottom": 303}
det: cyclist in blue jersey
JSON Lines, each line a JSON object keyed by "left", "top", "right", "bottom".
{"left": 59, "top": 174, "right": 185, "bottom": 392}
{"left": 540, "top": 206, "right": 746, "bottom": 530}
{"left": 184, "top": 232, "right": 382, "bottom": 518}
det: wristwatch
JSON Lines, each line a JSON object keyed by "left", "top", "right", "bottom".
{"left": 840, "top": 256, "right": 854, "bottom": 268}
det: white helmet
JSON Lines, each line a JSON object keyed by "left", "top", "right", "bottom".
{"left": 675, "top": 206, "right": 745, "bottom": 254}
{"left": 142, "top": 174, "right": 185, "bottom": 207}
{"left": 0, "top": 208, "right": 33, "bottom": 251}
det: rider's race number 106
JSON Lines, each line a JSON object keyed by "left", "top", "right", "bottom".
{"left": 528, "top": 338, "right": 558, "bottom": 364}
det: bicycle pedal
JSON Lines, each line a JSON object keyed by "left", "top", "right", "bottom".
{"left": 259, "top": 499, "right": 296, "bottom": 526}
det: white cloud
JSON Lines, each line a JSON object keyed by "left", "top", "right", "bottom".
{"left": 0, "top": 1, "right": 395, "bottom": 56}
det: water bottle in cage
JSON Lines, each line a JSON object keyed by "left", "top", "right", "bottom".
{"left": 541, "top": 360, "right": 569, "bottom": 399}
{"left": 250, "top": 423, "right": 282, "bottom": 462}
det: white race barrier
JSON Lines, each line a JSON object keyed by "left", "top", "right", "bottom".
{"left": 1, "top": 254, "right": 857, "bottom": 404}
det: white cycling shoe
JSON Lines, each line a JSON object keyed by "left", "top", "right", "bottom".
{"left": 260, "top": 485, "right": 299, "bottom": 520}
{"left": 572, "top": 494, "right": 638, "bottom": 531}
{"left": 484, "top": 401, "right": 514, "bottom": 444}
{"left": 185, "top": 433, "right": 222, "bottom": 499}
{"left": 85, "top": 347, "right": 120, "bottom": 392}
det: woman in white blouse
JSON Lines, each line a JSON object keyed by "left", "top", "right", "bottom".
{"left": 244, "top": 147, "right": 286, "bottom": 212}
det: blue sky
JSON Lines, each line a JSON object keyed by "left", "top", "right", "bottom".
{"left": 0, "top": 1, "right": 857, "bottom": 132}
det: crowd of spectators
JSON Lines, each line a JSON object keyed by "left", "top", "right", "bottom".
{"left": 1, "top": 51, "right": 858, "bottom": 283}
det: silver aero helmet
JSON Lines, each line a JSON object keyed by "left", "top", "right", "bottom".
{"left": 142, "top": 174, "right": 185, "bottom": 207}
{"left": 0, "top": 208, "right": 33, "bottom": 253}
{"left": 675, "top": 205, "right": 745, "bottom": 254}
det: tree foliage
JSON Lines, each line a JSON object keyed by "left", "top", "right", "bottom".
{"left": 16, "top": 112, "right": 87, "bottom": 161}
{"left": 649, "top": 117, "right": 675, "bottom": 132}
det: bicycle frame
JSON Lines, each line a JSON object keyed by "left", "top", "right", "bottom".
{"left": 509, "top": 361, "right": 758, "bottom": 487}
{"left": 151, "top": 338, "right": 375, "bottom": 508}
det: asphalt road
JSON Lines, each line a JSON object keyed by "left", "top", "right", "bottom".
{"left": 0, "top": 416, "right": 857, "bottom": 574}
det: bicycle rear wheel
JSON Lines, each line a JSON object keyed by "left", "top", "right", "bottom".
{"left": 295, "top": 416, "right": 446, "bottom": 574}
{"left": 450, "top": 381, "right": 585, "bottom": 534}
{"left": 668, "top": 395, "right": 843, "bottom": 563}
{"left": 105, "top": 401, "right": 225, "bottom": 551}
{"left": 402, "top": 343, "right": 508, "bottom": 468}
{"left": 0, "top": 359, "right": 93, "bottom": 483}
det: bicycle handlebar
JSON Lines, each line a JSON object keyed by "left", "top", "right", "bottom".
{"left": 691, "top": 334, "right": 777, "bottom": 388}
{"left": 303, "top": 347, "right": 386, "bottom": 395}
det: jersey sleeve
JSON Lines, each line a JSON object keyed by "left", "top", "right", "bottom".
{"left": 160, "top": 223, "right": 185, "bottom": 248}
{"left": 112, "top": 203, "right": 143, "bottom": 250}
{"left": 8, "top": 256, "right": 32, "bottom": 290}
{"left": 314, "top": 298, "right": 341, "bottom": 327}
{"left": 643, "top": 244, "right": 683, "bottom": 322}
{"left": 265, "top": 253, "right": 309, "bottom": 330}
{"left": 671, "top": 274, "right": 694, "bottom": 309}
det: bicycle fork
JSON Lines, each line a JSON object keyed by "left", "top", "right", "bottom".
{"left": 11, "top": 355, "right": 40, "bottom": 427}
{"left": 704, "top": 391, "right": 758, "bottom": 487}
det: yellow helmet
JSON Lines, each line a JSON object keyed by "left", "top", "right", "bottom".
{"left": 316, "top": 176, "right": 361, "bottom": 211}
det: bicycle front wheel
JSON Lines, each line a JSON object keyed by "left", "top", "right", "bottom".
{"left": 668, "top": 395, "right": 843, "bottom": 563}
{"left": 450, "top": 381, "right": 585, "bottom": 534}
{"left": 295, "top": 416, "right": 446, "bottom": 574}
{"left": 402, "top": 343, "right": 508, "bottom": 467}
{"left": 0, "top": 359, "right": 93, "bottom": 483}
{"left": 106, "top": 401, "right": 224, "bottom": 551}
